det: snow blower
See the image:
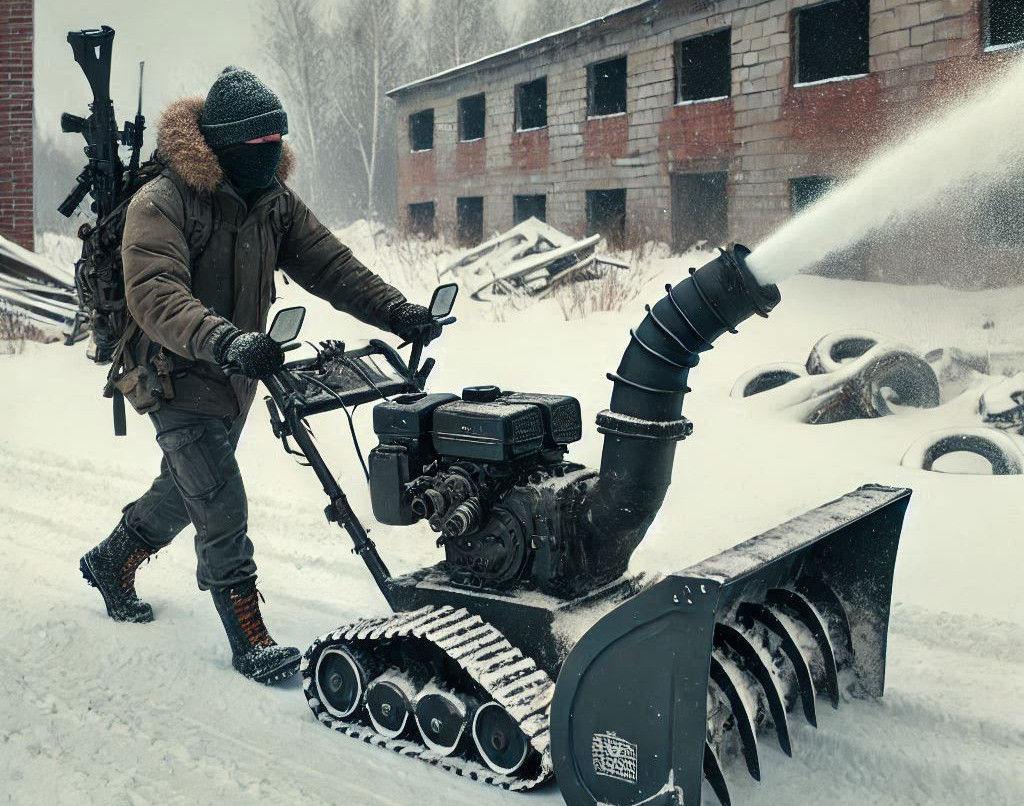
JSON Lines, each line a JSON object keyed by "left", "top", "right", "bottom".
{"left": 250, "top": 245, "right": 910, "bottom": 806}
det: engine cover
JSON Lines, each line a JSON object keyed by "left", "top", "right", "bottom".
{"left": 368, "top": 386, "right": 590, "bottom": 593}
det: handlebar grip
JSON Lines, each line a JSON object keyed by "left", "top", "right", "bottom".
{"left": 281, "top": 342, "right": 302, "bottom": 353}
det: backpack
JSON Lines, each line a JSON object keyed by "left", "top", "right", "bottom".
{"left": 70, "top": 157, "right": 216, "bottom": 435}
{"left": 73, "top": 158, "right": 216, "bottom": 366}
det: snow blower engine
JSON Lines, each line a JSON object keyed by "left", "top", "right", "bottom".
{"left": 255, "top": 245, "right": 911, "bottom": 806}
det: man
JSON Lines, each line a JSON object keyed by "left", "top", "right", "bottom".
{"left": 79, "top": 67, "right": 434, "bottom": 685}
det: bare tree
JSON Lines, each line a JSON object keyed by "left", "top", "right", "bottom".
{"left": 424, "top": 0, "right": 511, "bottom": 74}
{"left": 328, "top": 0, "right": 414, "bottom": 220}
{"left": 260, "top": 0, "right": 333, "bottom": 209}
{"left": 512, "top": 0, "right": 619, "bottom": 42}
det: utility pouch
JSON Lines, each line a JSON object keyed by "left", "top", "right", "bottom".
{"left": 110, "top": 364, "right": 165, "bottom": 415}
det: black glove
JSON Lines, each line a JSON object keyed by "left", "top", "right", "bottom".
{"left": 388, "top": 301, "right": 439, "bottom": 344}
{"left": 221, "top": 331, "right": 285, "bottom": 379}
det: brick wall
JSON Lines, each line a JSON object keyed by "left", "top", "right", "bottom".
{"left": 0, "top": 0, "right": 33, "bottom": 251}
{"left": 392, "top": 0, "right": 1022, "bottom": 285}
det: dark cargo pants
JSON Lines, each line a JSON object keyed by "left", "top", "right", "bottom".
{"left": 123, "top": 406, "right": 256, "bottom": 590}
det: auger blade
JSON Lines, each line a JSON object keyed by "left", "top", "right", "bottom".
{"left": 709, "top": 654, "right": 760, "bottom": 781}
{"left": 738, "top": 601, "right": 818, "bottom": 727}
{"left": 716, "top": 623, "right": 792, "bottom": 756}
{"left": 551, "top": 485, "right": 910, "bottom": 806}
{"left": 767, "top": 588, "right": 840, "bottom": 709}
{"left": 703, "top": 740, "right": 732, "bottom": 806}
{"left": 795, "top": 576, "right": 854, "bottom": 660}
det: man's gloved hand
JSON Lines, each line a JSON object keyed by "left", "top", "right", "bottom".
{"left": 220, "top": 331, "right": 285, "bottom": 379}
{"left": 388, "top": 301, "right": 439, "bottom": 344}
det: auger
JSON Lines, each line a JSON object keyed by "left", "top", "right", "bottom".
{"left": 244, "top": 245, "right": 910, "bottom": 806}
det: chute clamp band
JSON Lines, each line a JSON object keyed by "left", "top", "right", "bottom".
{"left": 595, "top": 409, "right": 693, "bottom": 441}
{"left": 664, "top": 283, "right": 712, "bottom": 349}
{"left": 606, "top": 372, "right": 690, "bottom": 395}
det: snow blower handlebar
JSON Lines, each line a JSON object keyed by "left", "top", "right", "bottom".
{"left": 238, "top": 287, "right": 459, "bottom": 609}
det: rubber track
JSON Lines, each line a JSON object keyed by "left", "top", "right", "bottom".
{"left": 300, "top": 605, "right": 555, "bottom": 791}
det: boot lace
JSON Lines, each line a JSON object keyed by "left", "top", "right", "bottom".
{"left": 231, "top": 587, "right": 275, "bottom": 648}
{"left": 120, "top": 548, "right": 154, "bottom": 595}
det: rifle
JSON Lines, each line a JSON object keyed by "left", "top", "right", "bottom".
{"left": 59, "top": 25, "right": 147, "bottom": 363}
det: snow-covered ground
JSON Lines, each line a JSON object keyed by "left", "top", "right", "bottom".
{"left": 2, "top": 232, "right": 1022, "bottom": 806}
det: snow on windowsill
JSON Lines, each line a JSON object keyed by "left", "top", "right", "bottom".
{"left": 409, "top": 148, "right": 433, "bottom": 154}
{"left": 457, "top": 137, "right": 484, "bottom": 144}
{"left": 984, "top": 40, "right": 1024, "bottom": 53}
{"left": 675, "top": 95, "right": 729, "bottom": 107}
{"left": 586, "top": 111, "right": 627, "bottom": 121}
{"left": 793, "top": 72, "right": 869, "bottom": 88}
{"left": 514, "top": 125, "right": 548, "bottom": 133}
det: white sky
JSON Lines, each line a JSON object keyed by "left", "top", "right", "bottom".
{"left": 35, "top": 0, "right": 265, "bottom": 140}
{"left": 33, "top": 0, "right": 533, "bottom": 143}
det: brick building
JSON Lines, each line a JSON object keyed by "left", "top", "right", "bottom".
{"left": 0, "top": 0, "right": 33, "bottom": 251}
{"left": 388, "top": 0, "right": 1023, "bottom": 284}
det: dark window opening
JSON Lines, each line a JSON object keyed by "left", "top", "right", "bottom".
{"left": 794, "top": 0, "right": 870, "bottom": 84}
{"left": 457, "top": 197, "right": 484, "bottom": 246}
{"left": 586, "top": 189, "right": 627, "bottom": 249}
{"left": 516, "top": 77, "right": 548, "bottom": 130}
{"left": 677, "top": 29, "right": 732, "bottom": 102}
{"left": 408, "top": 109, "right": 434, "bottom": 152}
{"left": 458, "top": 94, "right": 486, "bottom": 141}
{"left": 976, "top": 178, "right": 1024, "bottom": 245}
{"left": 513, "top": 194, "right": 546, "bottom": 224}
{"left": 408, "top": 202, "right": 435, "bottom": 238}
{"left": 587, "top": 56, "right": 627, "bottom": 117}
{"left": 988, "top": 0, "right": 1024, "bottom": 47}
{"left": 671, "top": 173, "right": 728, "bottom": 252}
{"left": 791, "top": 176, "right": 837, "bottom": 213}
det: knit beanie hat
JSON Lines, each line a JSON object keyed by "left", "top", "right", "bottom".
{"left": 200, "top": 66, "right": 288, "bottom": 148}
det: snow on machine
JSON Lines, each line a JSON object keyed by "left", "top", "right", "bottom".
{"left": 252, "top": 245, "right": 911, "bottom": 806}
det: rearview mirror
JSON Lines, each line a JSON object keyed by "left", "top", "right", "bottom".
{"left": 430, "top": 283, "right": 458, "bottom": 318}
{"left": 268, "top": 306, "right": 305, "bottom": 344}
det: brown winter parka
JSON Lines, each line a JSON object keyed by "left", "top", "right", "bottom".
{"left": 116, "top": 95, "right": 404, "bottom": 418}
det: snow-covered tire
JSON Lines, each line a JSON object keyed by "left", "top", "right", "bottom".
{"left": 806, "top": 331, "right": 885, "bottom": 375}
{"left": 900, "top": 428, "right": 1024, "bottom": 475}
{"left": 731, "top": 362, "right": 807, "bottom": 398}
{"left": 860, "top": 350, "right": 941, "bottom": 414}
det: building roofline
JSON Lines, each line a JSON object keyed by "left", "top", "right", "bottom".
{"left": 386, "top": 0, "right": 661, "bottom": 99}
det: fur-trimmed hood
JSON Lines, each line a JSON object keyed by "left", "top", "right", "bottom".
{"left": 156, "top": 96, "right": 295, "bottom": 194}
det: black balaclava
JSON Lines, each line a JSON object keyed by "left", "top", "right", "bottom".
{"left": 214, "top": 140, "right": 283, "bottom": 194}
{"left": 200, "top": 66, "right": 289, "bottom": 196}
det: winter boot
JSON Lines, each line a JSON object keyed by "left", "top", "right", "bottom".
{"left": 80, "top": 517, "right": 157, "bottom": 623}
{"left": 210, "top": 579, "right": 301, "bottom": 685}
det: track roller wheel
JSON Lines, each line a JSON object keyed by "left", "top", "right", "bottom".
{"left": 472, "top": 701, "right": 530, "bottom": 775}
{"left": 314, "top": 647, "right": 369, "bottom": 719}
{"left": 413, "top": 683, "right": 474, "bottom": 756}
{"left": 366, "top": 672, "right": 417, "bottom": 739}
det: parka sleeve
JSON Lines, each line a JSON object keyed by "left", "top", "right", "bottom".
{"left": 121, "top": 177, "right": 232, "bottom": 362}
{"left": 277, "top": 191, "right": 406, "bottom": 332}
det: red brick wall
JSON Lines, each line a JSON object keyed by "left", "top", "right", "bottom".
{"left": 583, "top": 114, "right": 629, "bottom": 162}
{"left": 659, "top": 98, "right": 736, "bottom": 165}
{"left": 511, "top": 128, "right": 549, "bottom": 172}
{"left": 455, "top": 138, "right": 487, "bottom": 174}
{"left": 0, "top": 0, "right": 33, "bottom": 251}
